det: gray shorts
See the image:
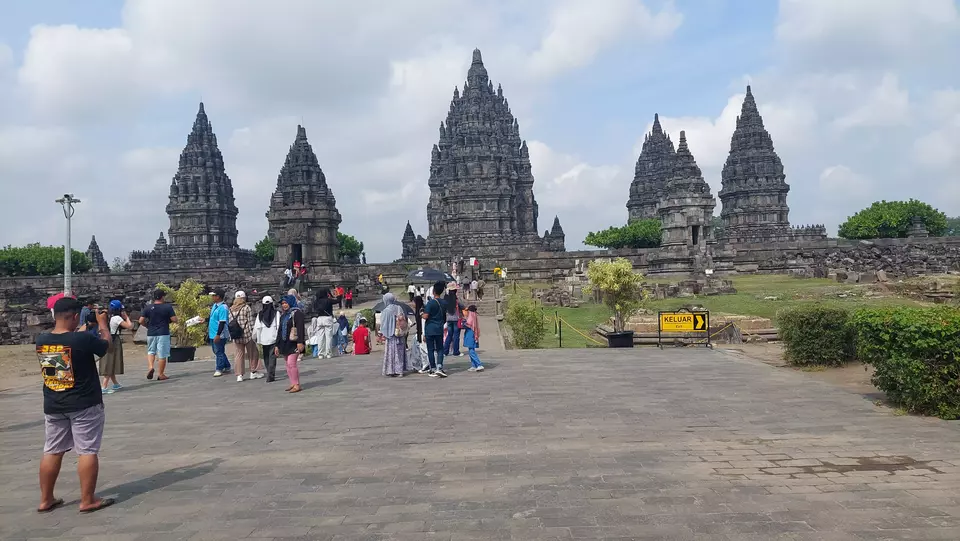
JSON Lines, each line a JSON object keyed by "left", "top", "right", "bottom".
{"left": 43, "top": 403, "right": 105, "bottom": 455}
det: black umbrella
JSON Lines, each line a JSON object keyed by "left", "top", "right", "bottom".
{"left": 372, "top": 300, "right": 416, "bottom": 316}
{"left": 406, "top": 267, "right": 453, "bottom": 284}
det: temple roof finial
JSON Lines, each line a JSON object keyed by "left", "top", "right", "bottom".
{"left": 472, "top": 48, "right": 483, "bottom": 65}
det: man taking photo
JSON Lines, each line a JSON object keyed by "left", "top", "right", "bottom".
{"left": 35, "top": 297, "right": 115, "bottom": 514}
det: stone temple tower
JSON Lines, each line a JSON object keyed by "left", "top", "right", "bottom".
{"left": 421, "top": 49, "right": 557, "bottom": 257}
{"left": 718, "top": 86, "right": 792, "bottom": 242}
{"left": 129, "top": 102, "right": 255, "bottom": 271}
{"left": 649, "top": 131, "right": 732, "bottom": 275}
{"left": 164, "top": 103, "right": 241, "bottom": 250}
{"left": 266, "top": 125, "right": 342, "bottom": 269}
{"left": 627, "top": 114, "right": 676, "bottom": 222}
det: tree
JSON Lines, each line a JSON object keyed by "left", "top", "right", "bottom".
{"left": 584, "top": 219, "right": 662, "bottom": 249}
{"left": 586, "top": 258, "right": 645, "bottom": 333}
{"left": 254, "top": 235, "right": 275, "bottom": 265}
{"left": 945, "top": 216, "right": 960, "bottom": 236}
{"left": 156, "top": 280, "right": 212, "bottom": 348}
{"left": 111, "top": 256, "right": 129, "bottom": 272}
{"left": 0, "top": 244, "right": 91, "bottom": 277}
{"left": 838, "top": 200, "right": 948, "bottom": 239}
{"left": 337, "top": 232, "right": 364, "bottom": 260}
{"left": 711, "top": 215, "right": 725, "bottom": 240}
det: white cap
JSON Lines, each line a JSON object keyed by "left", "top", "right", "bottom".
{"left": 262, "top": 295, "right": 274, "bottom": 304}
{"left": 235, "top": 290, "right": 246, "bottom": 299}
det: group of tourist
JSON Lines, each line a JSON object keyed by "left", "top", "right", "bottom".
{"left": 31, "top": 277, "right": 490, "bottom": 515}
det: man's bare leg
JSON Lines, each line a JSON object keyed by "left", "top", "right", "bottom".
{"left": 156, "top": 358, "right": 167, "bottom": 379}
{"left": 77, "top": 454, "right": 103, "bottom": 511}
{"left": 38, "top": 453, "right": 64, "bottom": 509}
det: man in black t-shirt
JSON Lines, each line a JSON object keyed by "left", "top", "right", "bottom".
{"left": 139, "top": 289, "right": 178, "bottom": 381}
{"left": 35, "top": 297, "right": 116, "bottom": 514}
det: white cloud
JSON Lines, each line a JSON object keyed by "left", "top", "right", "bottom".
{"left": 776, "top": 0, "right": 960, "bottom": 68}
{"left": 18, "top": 25, "right": 140, "bottom": 122}
{"left": 913, "top": 89, "right": 960, "bottom": 169}
{"left": 529, "top": 0, "right": 682, "bottom": 78}
{"left": 833, "top": 73, "right": 910, "bottom": 130}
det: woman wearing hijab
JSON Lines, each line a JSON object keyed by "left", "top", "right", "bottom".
{"left": 253, "top": 296, "right": 279, "bottom": 382}
{"left": 378, "top": 293, "right": 409, "bottom": 377}
{"left": 336, "top": 312, "right": 349, "bottom": 356}
{"left": 274, "top": 295, "right": 306, "bottom": 393}
{"left": 464, "top": 305, "right": 484, "bottom": 372}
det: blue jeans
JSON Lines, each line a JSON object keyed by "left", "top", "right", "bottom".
{"left": 425, "top": 334, "right": 444, "bottom": 370}
{"left": 443, "top": 324, "right": 461, "bottom": 356}
{"left": 465, "top": 329, "right": 483, "bottom": 368}
{"left": 211, "top": 340, "right": 231, "bottom": 372}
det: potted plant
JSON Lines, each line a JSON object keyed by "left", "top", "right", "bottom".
{"left": 586, "top": 258, "right": 645, "bottom": 348}
{"left": 156, "top": 279, "right": 211, "bottom": 362}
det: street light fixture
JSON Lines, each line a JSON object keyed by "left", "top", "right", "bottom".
{"left": 55, "top": 194, "right": 81, "bottom": 296}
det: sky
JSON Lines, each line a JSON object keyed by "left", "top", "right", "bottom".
{"left": 1, "top": 0, "right": 959, "bottom": 264}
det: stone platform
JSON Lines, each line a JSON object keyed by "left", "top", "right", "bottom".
{"left": 2, "top": 349, "right": 960, "bottom": 540}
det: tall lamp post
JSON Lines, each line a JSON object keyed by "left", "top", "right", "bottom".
{"left": 55, "top": 194, "right": 81, "bottom": 296}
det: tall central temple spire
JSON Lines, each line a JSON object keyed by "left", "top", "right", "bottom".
{"left": 416, "top": 48, "right": 562, "bottom": 258}
{"left": 165, "top": 102, "right": 240, "bottom": 249}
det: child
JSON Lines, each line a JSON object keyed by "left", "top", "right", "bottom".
{"left": 464, "top": 305, "right": 484, "bottom": 372}
{"left": 353, "top": 317, "right": 371, "bottom": 355}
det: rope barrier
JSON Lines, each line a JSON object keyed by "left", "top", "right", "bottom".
{"left": 557, "top": 315, "right": 606, "bottom": 346}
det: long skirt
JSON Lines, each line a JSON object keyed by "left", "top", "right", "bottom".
{"left": 382, "top": 336, "right": 408, "bottom": 376}
{"left": 99, "top": 338, "right": 124, "bottom": 376}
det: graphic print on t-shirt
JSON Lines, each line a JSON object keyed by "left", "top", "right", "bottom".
{"left": 37, "top": 344, "right": 74, "bottom": 392}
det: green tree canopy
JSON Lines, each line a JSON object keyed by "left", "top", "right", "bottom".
{"left": 254, "top": 235, "right": 275, "bottom": 265}
{"left": 584, "top": 219, "right": 662, "bottom": 249}
{"left": 838, "top": 200, "right": 947, "bottom": 239}
{"left": 337, "top": 232, "right": 364, "bottom": 259}
{"left": 945, "top": 216, "right": 960, "bottom": 236}
{"left": 0, "top": 244, "right": 91, "bottom": 277}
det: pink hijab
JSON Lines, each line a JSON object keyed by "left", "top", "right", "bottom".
{"left": 466, "top": 308, "right": 479, "bottom": 339}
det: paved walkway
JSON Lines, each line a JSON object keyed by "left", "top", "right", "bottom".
{"left": 2, "top": 348, "right": 960, "bottom": 540}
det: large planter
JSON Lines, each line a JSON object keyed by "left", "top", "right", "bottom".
{"left": 606, "top": 331, "right": 635, "bottom": 348}
{"left": 169, "top": 346, "right": 197, "bottom": 363}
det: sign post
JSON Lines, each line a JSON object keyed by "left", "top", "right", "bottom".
{"left": 657, "top": 309, "right": 710, "bottom": 348}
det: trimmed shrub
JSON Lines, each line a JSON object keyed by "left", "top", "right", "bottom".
{"left": 851, "top": 307, "right": 960, "bottom": 419}
{"left": 505, "top": 298, "right": 546, "bottom": 349}
{"left": 778, "top": 306, "right": 855, "bottom": 366}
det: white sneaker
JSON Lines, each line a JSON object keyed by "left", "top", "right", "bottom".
{"left": 213, "top": 371, "right": 223, "bottom": 377}
{"left": 237, "top": 375, "right": 244, "bottom": 382}
{"left": 475, "top": 366, "right": 485, "bottom": 372}
{"left": 467, "top": 367, "right": 477, "bottom": 372}
{"left": 252, "top": 372, "right": 264, "bottom": 379}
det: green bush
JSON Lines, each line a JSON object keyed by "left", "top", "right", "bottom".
{"left": 505, "top": 298, "right": 546, "bottom": 349}
{"left": 778, "top": 306, "right": 855, "bottom": 366}
{"left": 838, "top": 199, "right": 947, "bottom": 239}
{"left": 359, "top": 308, "right": 376, "bottom": 330}
{"left": 254, "top": 236, "right": 275, "bottom": 265}
{"left": 851, "top": 307, "right": 960, "bottom": 419}
{"left": 0, "top": 244, "right": 91, "bottom": 276}
{"left": 337, "top": 232, "right": 364, "bottom": 260}
{"left": 584, "top": 219, "right": 662, "bottom": 249}
{"left": 156, "top": 279, "right": 211, "bottom": 348}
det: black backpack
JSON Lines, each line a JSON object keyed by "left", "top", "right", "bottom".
{"left": 227, "top": 308, "right": 244, "bottom": 340}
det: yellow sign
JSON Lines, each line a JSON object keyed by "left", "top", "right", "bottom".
{"left": 659, "top": 311, "right": 709, "bottom": 332}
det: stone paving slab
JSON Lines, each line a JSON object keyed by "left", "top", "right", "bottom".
{"left": 1, "top": 348, "right": 960, "bottom": 540}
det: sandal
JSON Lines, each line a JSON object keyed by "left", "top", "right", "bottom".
{"left": 287, "top": 385, "right": 301, "bottom": 393}
{"left": 37, "top": 498, "right": 64, "bottom": 513}
{"left": 78, "top": 497, "right": 115, "bottom": 514}
{"left": 146, "top": 369, "right": 154, "bottom": 380}
{"left": 157, "top": 375, "right": 169, "bottom": 381}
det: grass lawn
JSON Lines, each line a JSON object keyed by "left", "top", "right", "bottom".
{"left": 503, "top": 275, "right": 932, "bottom": 349}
